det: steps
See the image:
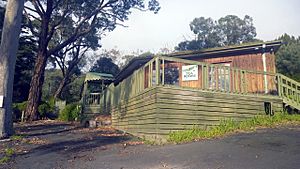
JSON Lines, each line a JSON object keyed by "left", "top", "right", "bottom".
{"left": 277, "top": 74, "right": 300, "bottom": 111}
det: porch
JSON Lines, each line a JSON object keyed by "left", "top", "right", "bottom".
{"left": 82, "top": 56, "right": 300, "bottom": 142}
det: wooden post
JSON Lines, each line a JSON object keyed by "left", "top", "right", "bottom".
{"left": 162, "top": 59, "right": 165, "bottom": 85}
{"left": 277, "top": 74, "right": 282, "bottom": 97}
{"left": 228, "top": 66, "right": 231, "bottom": 93}
{"left": 262, "top": 44, "right": 268, "bottom": 94}
{"left": 155, "top": 57, "right": 161, "bottom": 85}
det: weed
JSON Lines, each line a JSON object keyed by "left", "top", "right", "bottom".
{"left": 0, "top": 148, "right": 15, "bottom": 164}
{"left": 10, "top": 135, "right": 23, "bottom": 141}
{"left": 0, "top": 156, "right": 10, "bottom": 164}
{"left": 5, "top": 148, "right": 14, "bottom": 157}
{"left": 168, "top": 113, "right": 300, "bottom": 143}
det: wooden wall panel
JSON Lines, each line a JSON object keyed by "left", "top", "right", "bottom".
{"left": 111, "top": 86, "right": 283, "bottom": 143}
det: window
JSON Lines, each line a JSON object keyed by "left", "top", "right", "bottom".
{"left": 209, "top": 62, "right": 231, "bottom": 91}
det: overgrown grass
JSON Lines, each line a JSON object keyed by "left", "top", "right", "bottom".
{"left": 168, "top": 113, "right": 300, "bottom": 144}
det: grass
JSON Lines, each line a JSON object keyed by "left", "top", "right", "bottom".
{"left": 0, "top": 148, "right": 15, "bottom": 164}
{"left": 10, "top": 135, "right": 24, "bottom": 141}
{"left": 168, "top": 113, "right": 300, "bottom": 144}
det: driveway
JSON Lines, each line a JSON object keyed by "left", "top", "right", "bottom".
{"left": 1, "top": 121, "right": 299, "bottom": 169}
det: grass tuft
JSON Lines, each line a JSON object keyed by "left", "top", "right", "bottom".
{"left": 168, "top": 113, "right": 300, "bottom": 144}
{"left": 0, "top": 148, "right": 15, "bottom": 164}
{"left": 10, "top": 135, "right": 23, "bottom": 141}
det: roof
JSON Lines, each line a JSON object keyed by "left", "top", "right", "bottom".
{"left": 114, "top": 55, "right": 154, "bottom": 84}
{"left": 84, "top": 72, "right": 114, "bottom": 82}
{"left": 114, "top": 41, "right": 282, "bottom": 84}
{"left": 166, "top": 40, "right": 282, "bottom": 58}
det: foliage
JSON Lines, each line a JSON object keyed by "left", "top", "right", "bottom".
{"left": 12, "top": 101, "right": 27, "bottom": 121}
{"left": 13, "top": 101, "right": 27, "bottom": 112}
{"left": 13, "top": 36, "right": 37, "bottom": 102}
{"left": 176, "top": 15, "right": 258, "bottom": 51}
{"left": 60, "top": 75, "right": 85, "bottom": 103}
{"left": 0, "top": 148, "right": 15, "bottom": 164}
{"left": 10, "top": 135, "right": 23, "bottom": 141}
{"left": 90, "top": 57, "right": 120, "bottom": 76}
{"left": 121, "top": 51, "right": 154, "bottom": 68}
{"left": 168, "top": 113, "right": 300, "bottom": 143}
{"left": 23, "top": 0, "right": 160, "bottom": 120}
{"left": 42, "top": 69, "right": 84, "bottom": 103}
{"left": 276, "top": 34, "right": 300, "bottom": 81}
{"left": 0, "top": 5, "right": 37, "bottom": 103}
{"left": 0, "top": 4, "right": 4, "bottom": 41}
{"left": 42, "top": 69, "right": 63, "bottom": 99}
{"left": 38, "top": 97, "right": 56, "bottom": 119}
{"left": 59, "top": 103, "right": 81, "bottom": 121}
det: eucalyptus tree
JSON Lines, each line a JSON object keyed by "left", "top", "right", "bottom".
{"left": 176, "top": 15, "right": 257, "bottom": 51}
{"left": 52, "top": 38, "right": 96, "bottom": 99}
{"left": 0, "top": 0, "right": 25, "bottom": 138}
{"left": 23, "top": 0, "right": 160, "bottom": 121}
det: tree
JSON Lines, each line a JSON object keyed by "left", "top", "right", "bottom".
{"left": 90, "top": 57, "right": 120, "bottom": 76}
{"left": 0, "top": 0, "right": 24, "bottom": 138}
{"left": 52, "top": 38, "right": 97, "bottom": 99}
{"left": 24, "top": 0, "right": 160, "bottom": 121}
{"left": 276, "top": 34, "right": 300, "bottom": 81}
{"left": 0, "top": 4, "right": 5, "bottom": 41}
{"left": 217, "top": 15, "right": 257, "bottom": 46}
{"left": 175, "top": 15, "right": 257, "bottom": 51}
{"left": 13, "top": 36, "right": 37, "bottom": 102}
{"left": 0, "top": 4, "right": 38, "bottom": 103}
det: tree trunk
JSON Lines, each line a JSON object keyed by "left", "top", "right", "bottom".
{"left": 24, "top": 51, "right": 48, "bottom": 121}
{"left": 54, "top": 75, "right": 68, "bottom": 99}
{"left": 0, "top": 0, "right": 24, "bottom": 138}
{"left": 24, "top": 6, "right": 52, "bottom": 121}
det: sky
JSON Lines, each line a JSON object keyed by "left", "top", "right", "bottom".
{"left": 101, "top": 0, "right": 300, "bottom": 55}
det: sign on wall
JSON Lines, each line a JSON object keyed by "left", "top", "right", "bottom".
{"left": 0, "top": 95, "right": 3, "bottom": 108}
{"left": 182, "top": 65, "right": 198, "bottom": 81}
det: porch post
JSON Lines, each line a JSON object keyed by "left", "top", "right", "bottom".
{"left": 155, "top": 57, "right": 161, "bottom": 85}
{"left": 262, "top": 44, "right": 268, "bottom": 94}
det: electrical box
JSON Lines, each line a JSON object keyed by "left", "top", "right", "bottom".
{"left": 0, "top": 95, "right": 3, "bottom": 108}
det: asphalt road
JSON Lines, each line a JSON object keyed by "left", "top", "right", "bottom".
{"left": 3, "top": 122, "right": 300, "bottom": 169}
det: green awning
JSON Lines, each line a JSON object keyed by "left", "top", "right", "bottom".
{"left": 84, "top": 72, "right": 114, "bottom": 82}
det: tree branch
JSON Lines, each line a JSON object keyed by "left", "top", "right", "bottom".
{"left": 23, "top": 9, "right": 40, "bottom": 37}
{"left": 31, "top": 0, "right": 44, "bottom": 16}
{"left": 24, "top": 6, "right": 39, "bottom": 15}
{"left": 34, "top": 0, "right": 46, "bottom": 14}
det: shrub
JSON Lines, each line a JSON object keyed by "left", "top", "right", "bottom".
{"left": 12, "top": 101, "right": 27, "bottom": 121}
{"left": 38, "top": 97, "right": 56, "bottom": 119}
{"left": 59, "top": 103, "right": 81, "bottom": 121}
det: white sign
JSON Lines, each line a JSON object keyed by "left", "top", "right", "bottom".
{"left": 0, "top": 95, "right": 3, "bottom": 108}
{"left": 182, "top": 65, "right": 198, "bottom": 81}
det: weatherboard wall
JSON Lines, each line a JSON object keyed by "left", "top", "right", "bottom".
{"left": 110, "top": 85, "right": 283, "bottom": 142}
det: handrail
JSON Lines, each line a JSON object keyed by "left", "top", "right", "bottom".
{"left": 149, "top": 55, "right": 278, "bottom": 95}
{"left": 84, "top": 93, "right": 102, "bottom": 105}
{"left": 276, "top": 73, "right": 300, "bottom": 109}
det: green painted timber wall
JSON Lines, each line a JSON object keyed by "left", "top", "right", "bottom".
{"left": 111, "top": 85, "right": 283, "bottom": 143}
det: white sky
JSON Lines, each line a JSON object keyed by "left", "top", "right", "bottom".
{"left": 101, "top": 0, "right": 300, "bottom": 55}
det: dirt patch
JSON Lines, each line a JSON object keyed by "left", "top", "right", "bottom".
{"left": 0, "top": 120, "right": 138, "bottom": 168}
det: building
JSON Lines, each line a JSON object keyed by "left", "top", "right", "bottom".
{"left": 82, "top": 41, "right": 300, "bottom": 142}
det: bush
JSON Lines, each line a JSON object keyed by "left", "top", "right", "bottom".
{"left": 12, "top": 101, "right": 27, "bottom": 121}
{"left": 59, "top": 103, "right": 81, "bottom": 121}
{"left": 38, "top": 97, "right": 56, "bottom": 119}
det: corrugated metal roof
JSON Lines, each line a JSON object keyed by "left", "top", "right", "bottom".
{"left": 84, "top": 72, "right": 114, "bottom": 82}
